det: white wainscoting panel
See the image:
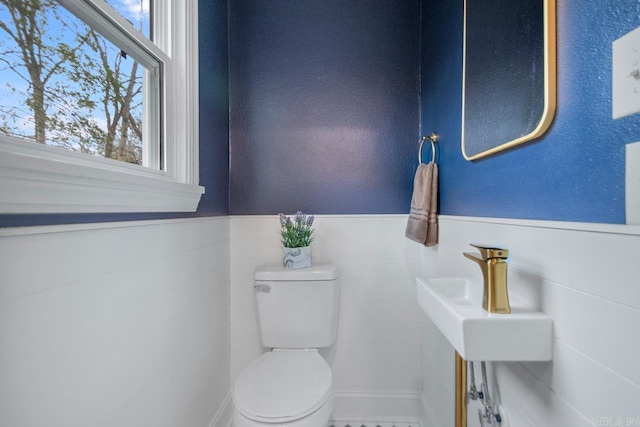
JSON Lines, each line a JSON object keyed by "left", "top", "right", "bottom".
{"left": 9, "top": 213, "right": 634, "bottom": 427}
{"left": 0, "top": 217, "right": 230, "bottom": 427}
{"left": 419, "top": 311, "right": 454, "bottom": 427}
{"left": 419, "top": 216, "right": 640, "bottom": 427}
{"left": 230, "top": 215, "right": 423, "bottom": 421}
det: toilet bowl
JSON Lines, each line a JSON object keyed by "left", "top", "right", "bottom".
{"left": 232, "top": 264, "right": 339, "bottom": 427}
{"left": 233, "top": 350, "right": 334, "bottom": 427}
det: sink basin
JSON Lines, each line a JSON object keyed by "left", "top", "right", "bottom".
{"left": 417, "top": 277, "right": 552, "bottom": 361}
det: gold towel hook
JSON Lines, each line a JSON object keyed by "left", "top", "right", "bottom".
{"left": 419, "top": 132, "right": 439, "bottom": 164}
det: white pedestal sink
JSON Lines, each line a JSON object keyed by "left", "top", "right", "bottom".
{"left": 417, "top": 277, "right": 553, "bottom": 361}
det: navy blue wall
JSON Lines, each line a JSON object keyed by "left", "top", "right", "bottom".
{"left": 422, "top": 0, "right": 640, "bottom": 224}
{"left": 197, "top": 0, "right": 230, "bottom": 216}
{"left": 228, "top": 0, "right": 420, "bottom": 215}
{"left": 0, "top": 0, "right": 230, "bottom": 227}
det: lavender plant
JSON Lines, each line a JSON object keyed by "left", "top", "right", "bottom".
{"left": 279, "top": 211, "right": 314, "bottom": 248}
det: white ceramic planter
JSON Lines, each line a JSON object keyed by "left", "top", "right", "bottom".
{"left": 282, "top": 246, "right": 312, "bottom": 270}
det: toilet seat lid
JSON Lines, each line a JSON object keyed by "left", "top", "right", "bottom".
{"left": 233, "top": 350, "right": 332, "bottom": 422}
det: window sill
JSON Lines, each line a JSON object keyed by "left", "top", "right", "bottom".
{"left": 0, "top": 140, "right": 204, "bottom": 214}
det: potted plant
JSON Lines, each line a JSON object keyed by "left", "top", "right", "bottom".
{"left": 279, "top": 211, "right": 314, "bottom": 269}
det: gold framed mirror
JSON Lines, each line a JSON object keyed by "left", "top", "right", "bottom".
{"left": 461, "top": 0, "right": 556, "bottom": 161}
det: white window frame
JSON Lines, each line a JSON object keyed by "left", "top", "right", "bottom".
{"left": 0, "top": 0, "right": 203, "bottom": 214}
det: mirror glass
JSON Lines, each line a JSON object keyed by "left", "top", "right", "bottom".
{"left": 461, "top": 0, "right": 556, "bottom": 160}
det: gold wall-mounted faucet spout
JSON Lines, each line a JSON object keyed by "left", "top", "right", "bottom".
{"left": 463, "top": 244, "right": 511, "bottom": 314}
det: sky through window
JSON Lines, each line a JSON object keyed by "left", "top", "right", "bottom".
{"left": 0, "top": 0, "right": 152, "bottom": 166}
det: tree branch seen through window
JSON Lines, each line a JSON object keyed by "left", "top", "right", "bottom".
{"left": 0, "top": 0, "right": 148, "bottom": 166}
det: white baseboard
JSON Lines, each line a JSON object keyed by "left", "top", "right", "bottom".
{"left": 209, "top": 391, "right": 233, "bottom": 427}
{"left": 332, "top": 391, "right": 423, "bottom": 424}
{"left": 211, "top": 391, "right": 422, "bottom": 426}
{"left": 214, "top": 390, "right": 421, "bottom": 426}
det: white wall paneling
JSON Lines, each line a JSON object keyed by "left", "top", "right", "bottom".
{"left": 420, "top": 311, "right": 454, "bottom": 427}
{"left": 4, "top": 213, "right": 634, "bottom": 426}
{"left": 419, "top": 216, "right": 640, "bottom": 427}
{"left": 0, "top": 217, "right": 230, "bottom": 427}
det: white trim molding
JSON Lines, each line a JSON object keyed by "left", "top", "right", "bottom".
{"left": 0, "top": 139, "right": 204, "bottom": 213}
{"left": 332, "top": 391, "right": 423, "bottom": 423}
{"left": 167, "top": 0, "right": 201, "bottom": 186}
{"left": 440, "top": 215, "right": 640, "bottom": 236}
{"left": 0, "top": 216, "right": 223, "bottom": 237}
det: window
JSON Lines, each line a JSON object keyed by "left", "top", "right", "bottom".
{"left": 0, "top": 0, "right": 202, "bottom": 213}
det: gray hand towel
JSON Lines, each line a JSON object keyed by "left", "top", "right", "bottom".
{"left": 405, "top": 162, "right": 438, "bottom": 246}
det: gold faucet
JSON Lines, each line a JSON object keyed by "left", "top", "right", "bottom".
{"left": 463, "top": 244, "right": 511, "bottom": 314}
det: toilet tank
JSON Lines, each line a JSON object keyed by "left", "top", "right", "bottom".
{"left": 254, "top": 264, "right": 339, "bottom": 349}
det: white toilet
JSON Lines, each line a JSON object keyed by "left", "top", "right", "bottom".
{"left": 233, "top": 264, "right": 340, "bottom": 427}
